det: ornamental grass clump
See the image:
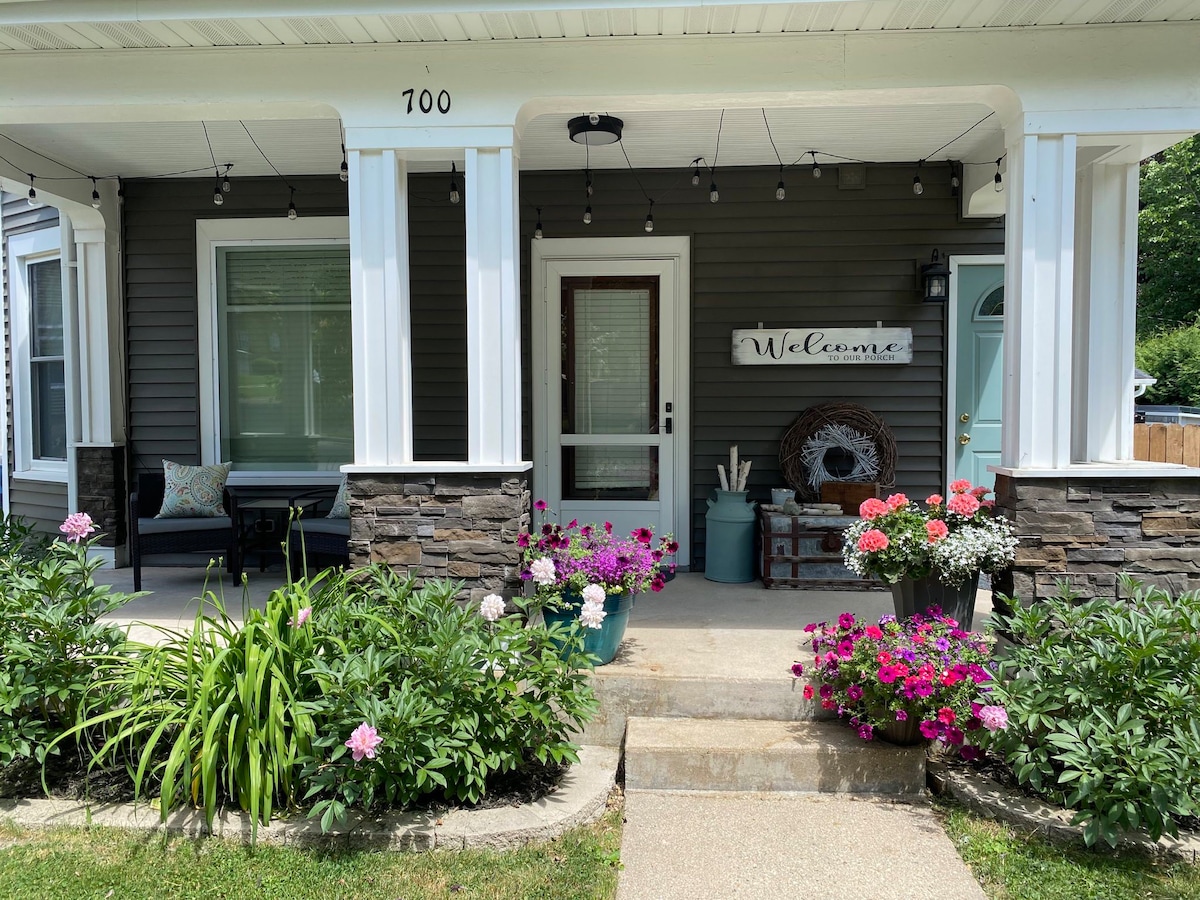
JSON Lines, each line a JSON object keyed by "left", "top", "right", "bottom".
{"left": 518, "top": 500, "right": 676, "bottom": 628}
{"left": 842, "top": 479, "right": 1017, "bottom": 586}
{"left": 796, "top": 608, "right": 1007, "bottom": 752}
{"left": 976, "top": 578, "right": 1200, "bottom": 848}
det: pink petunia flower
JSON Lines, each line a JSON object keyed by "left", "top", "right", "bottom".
{"left": 937, "top": 707, "right": 957, "bottom": 725}
{"left": 838, "top": 612, "right": 857, "bottom": 630}
{"left": 345, "top": 722, "right": 383, "bottom": 762}
{"left": 919, "top": 720, "right": 941, "bottom": 740}
{"left": 857, "top": 529, "right": 889, "bottom": 553}
{"left": 865, "top": 625, "right": 883, "bottom": 640}
{"left": 59, "top": 512, "right": 97, "bottom": 543}
{"left": 858, "top": 498, "right": 889, "bottom": 520}
{"left": 946, "top": 493, "right": 981, "bottom": 517}
{"left": 925, "top": 519, "right": 950, "bottom": 543}
{"left": 803, "top": 684, "right": 814, "bottom": 700}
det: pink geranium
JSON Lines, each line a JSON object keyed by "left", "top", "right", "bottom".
{"left": 949, "top": 479, "right": 972, "bottom": 494}
{"left": 858, "top": 497, "right": 889, "bottom": 519}
{"left": 925, "top": 494, "right": 944, "bottom": 506}
{"left": 925, "top": 519, "right": 949, "bottom": 543}
{"left": 885, "top": 493, "right": 909, "bottom": 511}
{"left": 857, "top": 529, "right": 889, "bottom": 553}
{"left": 947, "top": 493, "right": 981, "bottom": 517}
{"left": 344, "top": 722, "right": 383, "bottom": 762}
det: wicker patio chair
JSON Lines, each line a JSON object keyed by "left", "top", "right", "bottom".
{"left": 129, "top": 472, "right": 234, "bottom": 591}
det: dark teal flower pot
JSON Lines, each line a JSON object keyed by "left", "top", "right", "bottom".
{"left": 890, "top": 572, "right": 979, "bottom": 631}
{"left": 542, "top": 590, "right": 633, "bottom": 665}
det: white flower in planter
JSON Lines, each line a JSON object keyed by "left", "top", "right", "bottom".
{"left": 582, "top": 583, "right": 606, "bottom": 605}
{"left": 530, "top": 556, "right": 556, "bottom": 586}
{"left": 579, "top": 600, "right": 607, "bottom": 630}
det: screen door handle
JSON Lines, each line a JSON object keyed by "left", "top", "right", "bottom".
{"left": 664, "top": 417, "right": 673, "bottom": 434}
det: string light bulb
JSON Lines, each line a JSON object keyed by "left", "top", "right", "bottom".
{"left": 644, "top": 200, "right": 654, "bottom": 234}
{"left": 287, "top": 187, "right": 298, "bottom": 220}
{"left": 449, "top": 162, "right": 461, "bottom": 204}
{"left": 951, "top": 171, "right": 961, "bottom": 190}
{"left": 775, "top": 168, "right": 786, "bottom": 201}
{"left": 534, "top": 207, "right": 543, "bottom": 240}
{"left": 213, "top": 179, "right": 224, "bottom": 206}
{"left": 811, "top": 151, "right": 822, "bottom": 179}
{"left": 912, "top": 161, "right": 925, "bottom": 196}
{"left": 339, "top": 144, "right": 349, "bottom": 183}
{"left": 709, "top": 179, "right": 719, "bottom": 204}
{"left": 221, "top": 168, "right": 231, "bottom": 193}
{"left": 91, "top": 177, "right": 101, "bottom": 210}
{"left": 583, "top": 205, "right": 592, "bottom": 225}
{"left": 26, "top": 174, "right": 36, "bottom": 206}
{"left": 994, "top": 158, "right": 1004, "bottom": 192}
{"left": 691, "top": 159, "right": 701, "bottom": 187}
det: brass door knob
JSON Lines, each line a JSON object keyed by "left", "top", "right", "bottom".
{"left": 959, "top": 413, "right": 970, "bottom": 423}
{"left": 958, "top": 433, "right": 971, "bottom": 445}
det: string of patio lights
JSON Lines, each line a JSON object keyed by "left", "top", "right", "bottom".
{"left": 3, "top": 111, "right": 1005, "bottom": 228}
{"left": 533, "top": 109, "right": 1006, "bottom": 239}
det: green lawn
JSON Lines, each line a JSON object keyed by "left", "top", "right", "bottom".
{"left": 938, "top": 802, "right": 1200, "bottom": 900}
{"left": 0, "top": 805, "right": 623, "bottom": 900}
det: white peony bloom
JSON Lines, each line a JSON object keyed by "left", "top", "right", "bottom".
{"left": 579, "top": 599, "right": 607, "bottom": 629}
{"left": 530, "top": 556, "right": 557, "bottom": 586}
{"left": 582, "top": 583, "right": 606, "bottom": 605}
{"left": 479, "top": 594, "right": 506, "bottom": 622}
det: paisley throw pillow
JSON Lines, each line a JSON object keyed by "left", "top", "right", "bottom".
{"left": 156, "top": 459, "right": 231, "bottom": 518}
{"left": 327, "top": 478, "right": 350, "bottom": 519}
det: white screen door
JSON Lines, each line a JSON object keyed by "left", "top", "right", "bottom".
{"left": 534, "top": 241, "right": 689, "bottom": 560}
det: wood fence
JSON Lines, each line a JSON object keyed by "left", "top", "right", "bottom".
{"left": 1133, "top": 423, "right": 1200, "bottom": 467}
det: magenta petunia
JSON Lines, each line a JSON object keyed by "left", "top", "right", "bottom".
{"left": 837, "top": 612, "right": 856, "bottom": 630}
{"left": 533, "top": 499, "right": 548, "bottom": 511}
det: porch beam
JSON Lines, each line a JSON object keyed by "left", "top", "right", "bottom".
{"left": 1001, "top": 133, "right": 1077, "bottom": 470}
{"left": 464, "top": 146, "right": 523, "bottom": 467}
{"left": 348, "top": 149, "right": 414, "bottom": 467}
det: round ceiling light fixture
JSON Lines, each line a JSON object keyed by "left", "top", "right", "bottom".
{"left": 568, "top": 114, "right": 623, "bottom": 145}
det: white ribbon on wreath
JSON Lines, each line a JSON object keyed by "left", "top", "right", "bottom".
{"left": 799, "top": 423, "right": 881, "bottom": 492}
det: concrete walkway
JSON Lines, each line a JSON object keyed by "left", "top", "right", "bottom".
{"left": 616, "top": 790, "right": 986, "bottom": 899}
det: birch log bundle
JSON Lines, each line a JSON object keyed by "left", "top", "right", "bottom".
{"left": 719, "top": 445, "right": 752, "bottom": 492}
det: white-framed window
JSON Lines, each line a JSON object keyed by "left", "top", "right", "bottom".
{"left": 196, "top": 218, "right": 352, "bottom": 481}
{"left": 7, "top": 228, "right": 68, "bottom": 482}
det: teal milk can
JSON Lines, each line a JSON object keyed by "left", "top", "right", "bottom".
{"left": 704, "top": 490, "right": 757, "bottom": 583}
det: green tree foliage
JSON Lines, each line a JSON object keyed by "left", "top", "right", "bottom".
{"left": 1134, "top": 324, "right": 1200, "bottom": 406}
{"left": 1137, "top": 135, "right": 1200, "bottom": 336}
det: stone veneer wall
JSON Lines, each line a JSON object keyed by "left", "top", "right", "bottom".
{"left": 344, "top": 472, "right": 529, "bottom": 601}
{"left": 76, "top": 445, "right": 126, "bottom": 547}
{"left": 994, "top": 474, "right": 1200, "bottom": 602}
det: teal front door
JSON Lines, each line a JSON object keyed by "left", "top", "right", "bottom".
{"left": 953, "top": 262, "right": 1004, "bottom": 489}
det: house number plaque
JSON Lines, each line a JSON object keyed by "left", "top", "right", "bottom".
{"left": 731, "top": 327, "right": 913, "bottom": 365}
{"left": 400, "top": 88, "right": 452, "bottom": 114}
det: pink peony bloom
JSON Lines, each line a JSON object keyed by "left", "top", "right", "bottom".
{"left": 345, "top": 722, "right": 383, "bottom": 762}
{"left": 885, "top": 493, "right": 909, "bottom": 511}
{"left": 925, "top": 494, "right": 944, "bottom": 506}
{"left": 59, "top": 512, "right": 97, "bottom": 543}
{"left": 978, "top": 705, "right": 1009, "bottom": 732}
{"left": 858, "top": 498, "right": 889, "bottom": 520}
{"left": 949, "top": 479, "right": 973, "bottom": 494}
{"left": 288, "top": 606, "right": 312, "bottom": 628}
{"left": 946, "top": 493, "right": 981, "bottom": 517}
{"left": 925, "top": 519, "right": 950, "bottom": 543}
{"left": 857, "top": 529, "right": 889, "bottom": 553}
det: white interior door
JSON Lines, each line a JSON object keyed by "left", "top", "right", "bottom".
{"left": 533, "top": 239, "right": 690, "bottom": 561}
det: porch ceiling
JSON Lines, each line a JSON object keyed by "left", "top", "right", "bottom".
{"left": 1, "top": 1, "right": 1198, "bottom": 50}
{"left": 0, "top": 103, "right": 1003, "bottom": 180}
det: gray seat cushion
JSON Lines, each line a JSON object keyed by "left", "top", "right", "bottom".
{"left": 290, "top": 518, "right": 350, "bottom": 537}
{"left": 137, "top": 516, "right": 232, "bottom": 535}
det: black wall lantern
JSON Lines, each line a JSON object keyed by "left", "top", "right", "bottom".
{"left": 921, "top": 249, "right": 950, "bottom": 302}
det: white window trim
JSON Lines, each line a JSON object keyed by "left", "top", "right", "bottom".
{"left": 196, "top": 217, "right": 350, "bottom": 486}
{"left": 7, "top": 227, "right": 68, "bottom": 483}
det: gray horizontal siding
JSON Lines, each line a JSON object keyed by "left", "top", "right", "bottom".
{"left": 519, "top": 165, "right": 1004, "bottom": 568}
{"left": 122, "top": 175, "right": 464, "bottom": 475}
{"left": 8, "top": 478, "right": 68, "bottom": 534}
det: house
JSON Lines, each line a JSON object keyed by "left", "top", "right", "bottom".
{"left": 1, "top": 1, "right": 1198, "bottom": 599}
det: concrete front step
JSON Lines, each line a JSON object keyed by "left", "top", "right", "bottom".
{"left": 580, "top": 671, "right": 827, "bottom": 746}
{"left": 623, "top": 717, "right": 925, "bottom": 794}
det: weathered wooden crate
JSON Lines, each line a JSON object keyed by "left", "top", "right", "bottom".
{"left": 819, "top": 482, "right": 881, "bottom": 515}
{"left": 758, "top": 508, "right": 880, "bottom": 591}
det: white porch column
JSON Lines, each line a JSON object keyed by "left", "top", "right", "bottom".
{"left": 464, "top": 147, "right": 522, "bottom": 466}
{"left": 348, "top": 149, "right": 414, "bottom": 466}
{"left": 1001, "top": 133, "right": 1078, "bottom": 470}
{"left": 72, "top": 224, "right": 125, "bottom": 445}
{"left": 1074, "top": 162, "right": 1139, "bottom": 462}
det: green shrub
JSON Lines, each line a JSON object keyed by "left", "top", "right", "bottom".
{"left": 299, "top": 569, "right": 597, "bottom": 831}
{"left": 1135, "top": 324, "right": 1200, "bottom": 407}
{"left": 0, "top": 516, "right": 131, "bottom": 766}
{"left": 981, "top": 579, "right": 1200, "bottom": 848}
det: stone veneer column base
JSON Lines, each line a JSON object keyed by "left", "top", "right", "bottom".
{"left": 344, "top": 472, "right": 529, "bottom": 601}
{"left": 994, "top": 473, "right": 1200, "bottom": 602}
{"left": 75, "top": 444, "right": 127, "bottom": 548}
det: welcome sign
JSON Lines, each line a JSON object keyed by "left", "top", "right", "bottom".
{"left": 731, "top": 327, "right": 913, "bottom": 366}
